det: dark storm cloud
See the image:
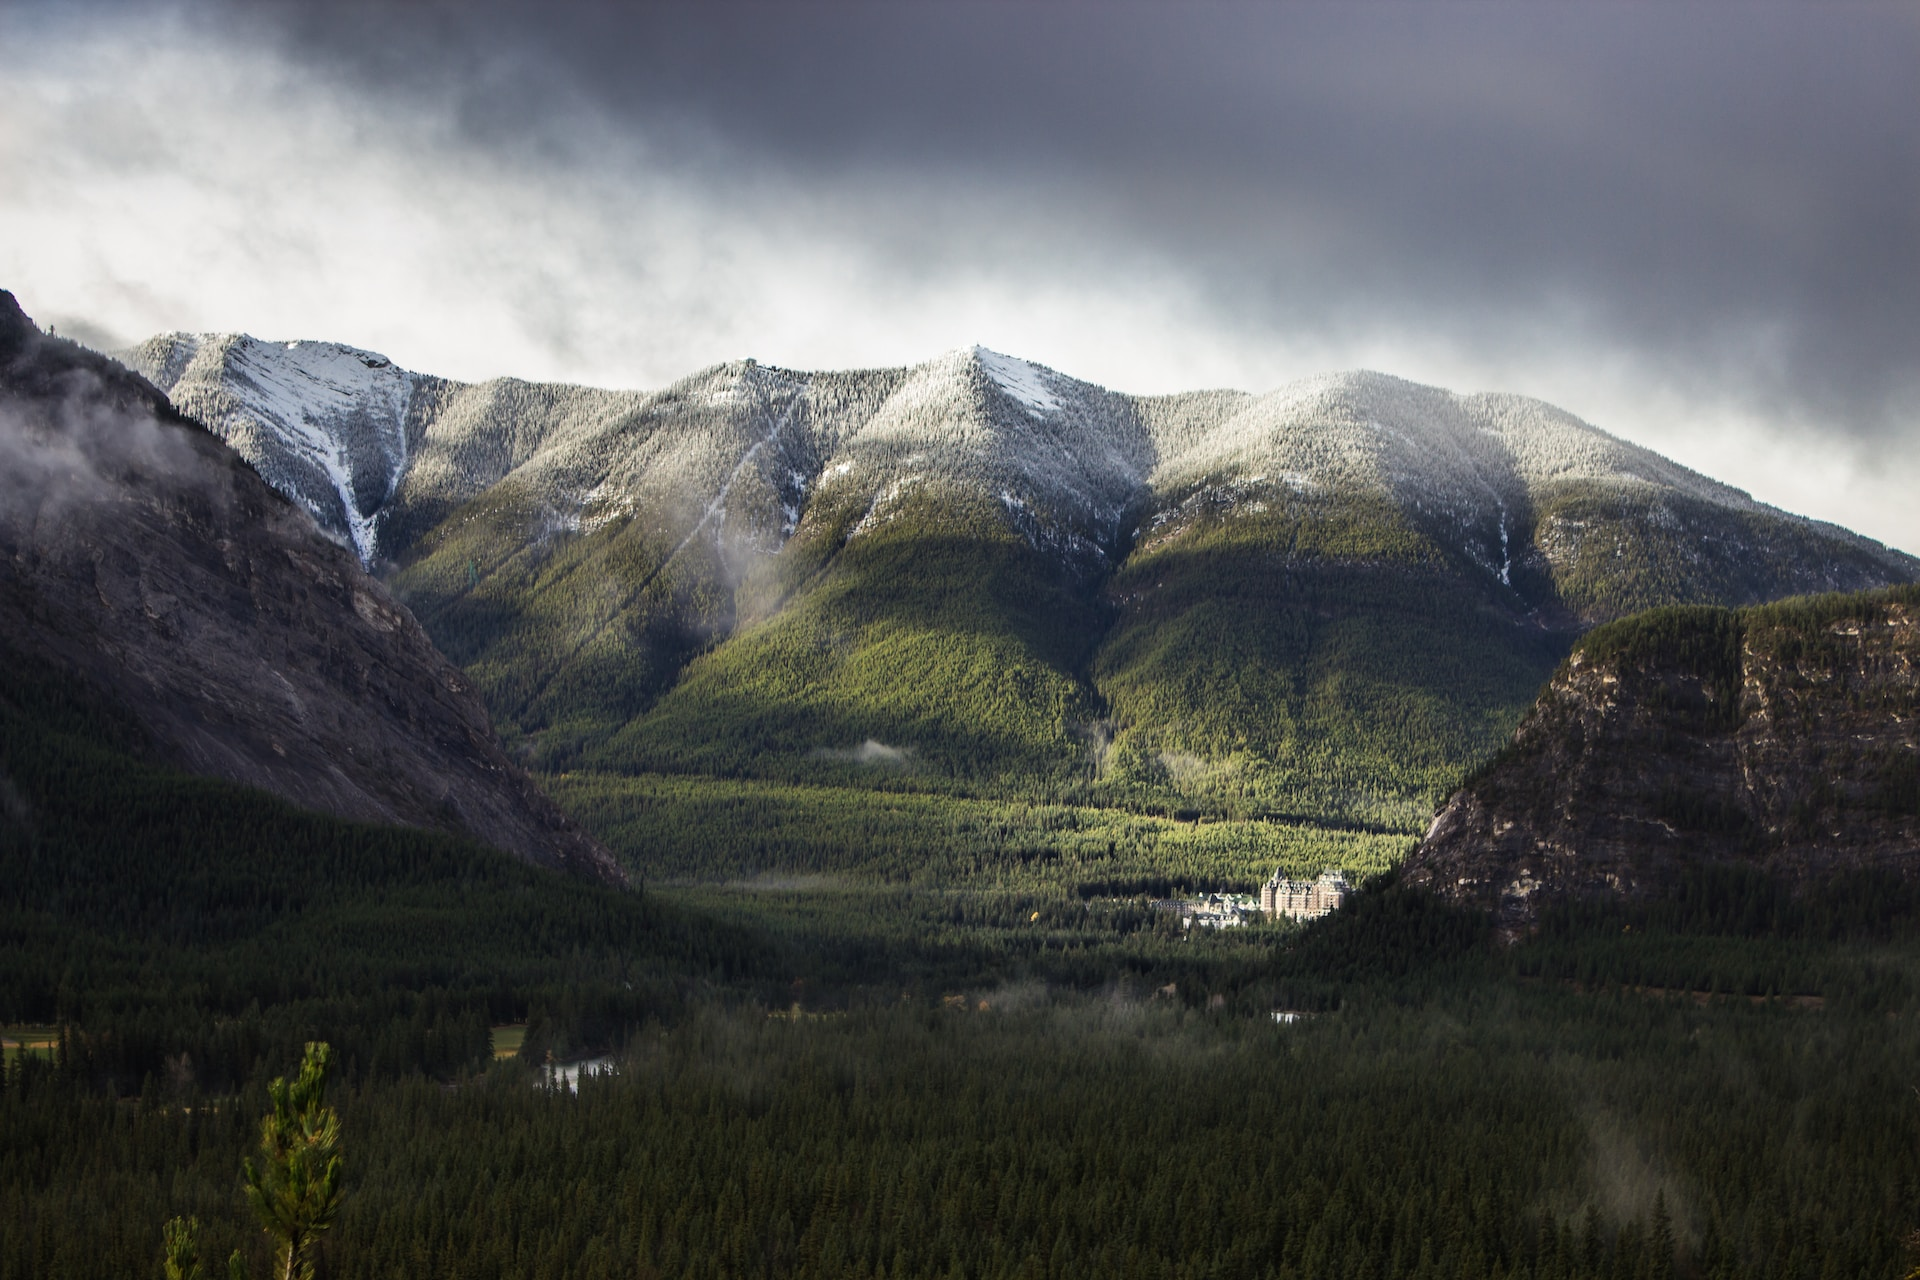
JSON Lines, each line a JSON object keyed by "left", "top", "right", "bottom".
{"left": 236, "top": 0, "right": 1919, "bottom": 439}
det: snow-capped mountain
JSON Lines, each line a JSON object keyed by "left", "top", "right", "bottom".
{"left": 125, "top": 337, "right": 1159, "bottom": 576}
{"left": 1132, "top": 369, "right": 1902, "bottom": 618}
{"left": 123, "top": 332, "right": 650, "bottom": 564}
{"left": 127, "top": 333, "right": 416, "bottom": 563}
{"left": 123, "top": 334, "right": 1912, "bottom": 604}
{"left": 119, "top": 329, "right": 1919, "bottom": 827}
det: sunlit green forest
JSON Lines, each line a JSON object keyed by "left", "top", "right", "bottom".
{"left": 395, "top": 479, "right": 1570, "bottom": 833}
{"left": 545, "top": 771, "right": 1409, "bottom": 894}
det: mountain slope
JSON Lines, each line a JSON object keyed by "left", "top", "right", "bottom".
{"left": 2, "top": 294, "right": 621, "bottom": 882}
{"left": 120, "top": 332, "right": 1919, "bottom": 829}
{"left": 579, "top": 349, "right": 1148, "bottom": 786}
{"left": 378, "top": 348, "right": 1147, "bottom": 784}
{"left": 1098, "top": 371, "right": 1916, "bottom": 824}
{"left": 1403, "top": 585, "right": 1920, "bottom": 931}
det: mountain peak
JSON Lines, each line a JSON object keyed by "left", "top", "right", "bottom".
{"left": 123, "top": 331, "right": 416, "bottom": 564}
{"left": 968, "top": 346, "right": 1063, "bottom": 418}
{"left": 0, "top": 289, "right": 34, "bottom": 354}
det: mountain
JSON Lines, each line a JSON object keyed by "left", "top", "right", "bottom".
{"left": 1403, "top": 585, "right": 1920, "bottom": 932}
{"left": 0, "top": 293, "right": 622, "bottom": 883}
{"left": 121, "top": 334, "right": 1920, "bottom": 830}
{"left": 122, "top": 331, "right": 654, "bottom": 564}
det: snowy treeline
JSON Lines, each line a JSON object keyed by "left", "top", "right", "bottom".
{"left": 122, "top": 334, "right": 1914, "bottom": 598}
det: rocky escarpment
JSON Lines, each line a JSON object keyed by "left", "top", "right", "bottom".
{"left": 1404, "top": 587, "right": 1920, "bottom": 932}
{"left": 0, "top": 291, "right": 623, "bottom": 884}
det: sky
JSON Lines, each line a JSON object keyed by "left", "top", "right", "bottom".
{"left": 2, "top": 0, "right": 1916, "bottom": 553}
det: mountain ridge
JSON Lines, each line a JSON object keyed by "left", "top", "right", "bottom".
{"left": 119, "top": 329, "right": 1920, "bottom": 831}
{"left": 122, "top": 333, "right": 1914, "bottom": 590}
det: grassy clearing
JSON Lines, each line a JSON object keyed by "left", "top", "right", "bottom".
{"left": 547, "top": 767, "right": 1414, "bottom": 996}
{"left": 546, "top": 770, "right": 1412, "bottom": 895}
{"left": 0, "top": 1026, "right": 57, "bottom": 1071}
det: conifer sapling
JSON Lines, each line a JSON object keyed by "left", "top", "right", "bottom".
{"left": 239, "top": 1042, "right": 344, "bottom": 1280}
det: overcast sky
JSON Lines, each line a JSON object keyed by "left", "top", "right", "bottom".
{"left": 3, "top": 0, "right": 1916, "bottom": 552}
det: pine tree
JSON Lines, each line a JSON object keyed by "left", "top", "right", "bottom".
{"left": 1649, "top": 1191, "right": 1675, "bottom": 1280}
{"left": 238, "top": 1042, "right": 344, "bottom": 1280}
{"left": 161, "top": 1216, "right": 202, "bottom": 1280}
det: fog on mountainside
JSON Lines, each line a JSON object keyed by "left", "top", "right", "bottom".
{"left": 0, "top": 294, "right": 621, "bottom": 882}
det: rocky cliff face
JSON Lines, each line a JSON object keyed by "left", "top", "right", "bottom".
{"left": 1404, "top": 587, "right": 1920, "bottom": 932}
{"left": 0, "top": 292, "right": 622, "bottom": 884}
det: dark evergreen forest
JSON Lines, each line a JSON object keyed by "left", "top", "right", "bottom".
{"left": 5, "top": 640, "right": 1920, "bottom": 1279}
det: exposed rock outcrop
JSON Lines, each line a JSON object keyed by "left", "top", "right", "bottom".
{"left": 1404, "top": 588, "right": 1920, "bottom": 933}
{"left": 0, "top": 290, "right": 624, "bottom": 884}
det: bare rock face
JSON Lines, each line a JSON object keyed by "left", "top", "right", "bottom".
{"left": 1404, "top": 589, "right": 1920, "bottom": 933}
{"left": 0, "top": 290, "right": 623, "bottom": 885}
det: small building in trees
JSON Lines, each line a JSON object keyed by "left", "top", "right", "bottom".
{"left": 1150, "top": 892, "right": 1257, "bottom": 929}
{"left": 1260, "top": 868, "right": 1351, "bottom": 920}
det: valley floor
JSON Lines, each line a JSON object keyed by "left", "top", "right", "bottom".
{"left": 9, "top": 643, "right": 1920, "bottom": 1279}
{"left": 9, "top": 950, "right": 1919, "bottom": 1280}
{"left": 545, "top": 770, "right": 1411, "bottom": 896}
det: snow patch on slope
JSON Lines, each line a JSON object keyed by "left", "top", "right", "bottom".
{"left": 125, "top": 333, "right": 415, "bottom": 564}
{"left": 975, "top": 347, "right": 1060, "bottom": 417}
{"left": 224, "top": 338, "right": 413, "bottom": 562}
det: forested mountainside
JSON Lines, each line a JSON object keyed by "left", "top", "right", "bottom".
{"left": 0, "top": 294, "right": 620, "bottom": 881}
{"left": 0, "top": 631, "right": 757, "bottom": 1085}
{"left": 1405, "top": 584, "right": 1920, "bottom": 931}
{"left": 123, "top": 335, "right": 1919, "bottom": 830}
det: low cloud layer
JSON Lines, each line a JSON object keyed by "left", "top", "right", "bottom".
{"left": 2, "top": 2, "right": 1915, "bottom": 552}
{"left": 814, "top": 741, "right": 915, "bottom": 768}
{"left": 0, "top": 372, "right": 210, "bottom": 537}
